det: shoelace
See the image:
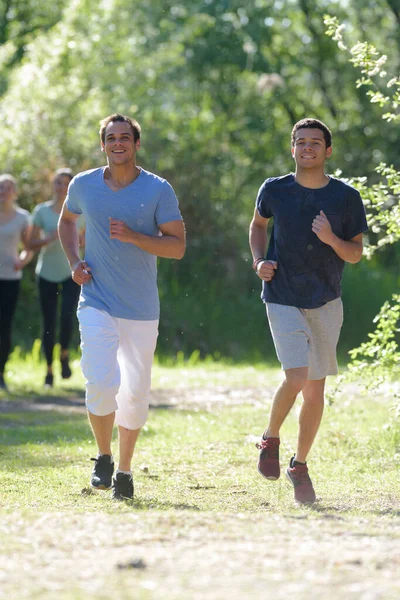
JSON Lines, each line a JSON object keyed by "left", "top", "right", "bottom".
{"left": 255, "top": 438, "right": 279, "bottom": 457}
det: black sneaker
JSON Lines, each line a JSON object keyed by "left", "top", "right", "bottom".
{"left": 90, "top": 455, "right": 114, "bottom": 490}
{"left": 60, "top": 357, "right": 72, "bottom": 379}
{"left": 0, "top": 374, "right": 8, "bottom": 392}
{"left": 44, "top": 373, "right": 54, "bottom": 387}
{"left": 112, "top": 473, "right": 134, "bottom": 500}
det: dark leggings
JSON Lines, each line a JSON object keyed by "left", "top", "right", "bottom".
{"left": 0, "top": 279, "right": 20, "bottom": 373}
{"left": 37, "top": 276, "right": 80, "bottom": 366}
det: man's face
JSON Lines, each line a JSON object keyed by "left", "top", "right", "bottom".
{"left": 101, "top": 121, "right": 140, "bottom": 165}
{"left": 291, "top": 128, "right": 332, "bottom": 169}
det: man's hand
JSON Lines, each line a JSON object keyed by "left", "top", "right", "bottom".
{"left": 109, "top": 218, "right": 134, "bottom": 243}
{"left": 256, "top": 260, "right": 278, "bottom": 281}
{"left": 72, "top": 260, "right": 92, "bottom": 285}
{"left": 312, "top": 210, "right": 335, "bottom": 245}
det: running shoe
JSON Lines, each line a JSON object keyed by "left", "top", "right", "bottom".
{"left": 90, "top": 455, "right": 114, "bottom": 490}
{"left": 112, "top": 473, "right": 134, "bottom": 500}
{"left": 256, "top": 435, "right": 280, "bottom": 480}
{"left": 286, "top": 455, "right": 316, "bottom": 504}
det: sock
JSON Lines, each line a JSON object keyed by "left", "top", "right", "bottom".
{"left": 293, "top": 456, "right": 306, "bottom": 466}
{"left": 97, "top": 453, "right": 114, "bottom": 462}
{"left": 262, "top": 432, "right": 279, "bottom": 440}
{"left": 116, "top": 469, "right": 132, "bottom": 478}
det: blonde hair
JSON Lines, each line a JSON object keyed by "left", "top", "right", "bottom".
{"left": 0, "top": 173, "right": 17, "bottom": 189}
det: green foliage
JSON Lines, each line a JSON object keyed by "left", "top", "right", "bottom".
{"left": 1, "top": 2, "right": 399, "bottom": 360}
{"left": 344, "top": 295, "right": 400, "bottom": 413}
{"left": 325, "top": 14, "right": 400, "bottom": 122}
{"left": 325, "top": 14, "right": 400, "bottom": 416}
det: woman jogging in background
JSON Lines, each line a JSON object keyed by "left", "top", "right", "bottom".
{"left": 29, "top": 168, "right": 85, "bottom": 387}
{"left": 0, "top": 174, "right": 33, "bottom": 391}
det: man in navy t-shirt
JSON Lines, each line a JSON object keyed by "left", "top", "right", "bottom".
{"left": 249, "top": 118, "right": 368, "bottom": 504}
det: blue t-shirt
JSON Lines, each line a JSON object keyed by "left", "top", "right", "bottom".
{"left": 66, "top": 167, "right": 182, "bottom": 320}
{"left": 256, "top": 174, "right": 368, "bottom": 309}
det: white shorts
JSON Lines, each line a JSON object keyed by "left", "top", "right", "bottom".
{"left": 266, "top": 298, "right": 343, "bottom": 380}
{"left": 78, "top": 306, "right": 159, "bottom": 430}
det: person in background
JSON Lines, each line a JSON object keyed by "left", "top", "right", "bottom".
{"left": 0, "top": 174, "right": 33, "bottom": 391}
{"left": 28, "top": 168, "right": 85, "bottom": 387}
{"left": 249, "top": 118, "right": 368, "bottom": 505}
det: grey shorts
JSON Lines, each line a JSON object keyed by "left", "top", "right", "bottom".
{"left": 266, "top": 297, "right": 343, "bottom": 380}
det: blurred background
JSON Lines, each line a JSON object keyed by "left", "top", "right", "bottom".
{"left": 0, "top": 0, "right": 399, "bottom": 363}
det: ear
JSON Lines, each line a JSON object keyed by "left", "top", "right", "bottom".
{"left": 326, "top": 146, "right": 333, "bottom": 159}
{"left": 291, "top": 146, "right": 295, "bottom": 157}
{"left": 135, "top": 139, "right": 141, "bottom": 151}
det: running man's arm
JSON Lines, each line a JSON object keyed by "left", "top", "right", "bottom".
{"left": 58, "top": 202, "right": 92, "bottom": 284}
{"left": 109, "top": 218, "right": 186, "bottom": 259}
{"left": 312, "top": 210, "right": 363, "bottom": 263}
{"left": 249, "top": 207, "right": 277, "bottom": 281}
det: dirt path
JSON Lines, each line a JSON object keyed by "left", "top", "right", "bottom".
{"left": 1, "top": 387, "right": 399, "bottom": 600}
{"left": 1, "top": 510, "right": 399, "bottom": 600}
{"left": 0, "top": 385, "right": 271, "bottom": 414}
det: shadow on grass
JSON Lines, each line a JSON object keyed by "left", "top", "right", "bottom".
{"left": 78, "top": 488, "right": 201, "bottom": 511}
{"left": 308, "top": 502, "right": 400, "bottom": 518}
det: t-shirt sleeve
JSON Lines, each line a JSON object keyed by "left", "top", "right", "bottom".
{"left": 65, "top": 177, "right": 82, "bottom": 215}
{"left": 32, "top": 204, "right": 43, "bottom": 228}
{"left": 155, "top": 181, "right": 182, "bottom": 226}
{"left": 343, "top": 189, "right": 368, "bottom": 240}
{"left": 20, "top": 209, "right": 31, "bottom": 230}
{"left": 256, "top": 180, "right": 273, "bottom": 219}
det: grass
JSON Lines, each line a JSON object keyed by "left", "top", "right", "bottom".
{"left": 1, "top": 347, "right": 399, "bottom": 516}
{"left": 1, "top": 350, "right": 400, "bottom": 600}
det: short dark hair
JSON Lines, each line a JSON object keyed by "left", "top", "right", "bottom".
{"left": 53, "top": 168, "right": 73, "bottom": 182}
{"left": 291, "top": 118, "right": 332, "bottom": 148}
{"left": 99, "top": 113, "right": 141, "bottom": 144}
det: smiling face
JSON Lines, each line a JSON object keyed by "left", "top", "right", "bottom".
{"left": 101, "top": 120, "right": 140, "bottom": 166}
{"left": 291, "top": 128, "right": 332, "bottom": 170}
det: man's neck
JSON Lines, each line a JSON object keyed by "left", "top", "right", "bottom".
{"left": 294, "top": 168, "right": 330, "bottom": 190}
{"left": 104, "top": 163, "right": 141, "bottom": 191}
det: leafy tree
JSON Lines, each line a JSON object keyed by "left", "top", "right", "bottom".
{"left": 325, "top": 14, "right": 400, "bottom": 414}
{"left": 0, "top": 1, "right": 399, "bottom": 359}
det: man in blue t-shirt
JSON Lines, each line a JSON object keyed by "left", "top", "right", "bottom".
{"left": 59, "top": 113, "right": 185, "bottom": 500}
{"left": 249, "top": 118, "right": 368, "bottom": 505}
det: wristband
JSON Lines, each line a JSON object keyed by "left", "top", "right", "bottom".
{"left": 252, "top": 257, "right": 265, "bottom": 271}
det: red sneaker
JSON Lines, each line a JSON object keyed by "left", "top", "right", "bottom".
{"left": 286, "top": 456, "right": 316, "bottom": 504}
{"left": 255, "top": 436, "right": 280, "bottom": 480}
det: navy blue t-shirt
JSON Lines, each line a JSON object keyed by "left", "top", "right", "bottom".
{"left": 256, "top": 174, "right": 368, "bottom": 309}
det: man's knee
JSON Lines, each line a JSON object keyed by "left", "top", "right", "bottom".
{"left": 86, "top": 380, "right": 119, "bottom": 416}
{"left": 284, "top": 367, "right": 308, "bottom": 395}
{"left": 116, "top": 403, "right": 149, "bottom": 430}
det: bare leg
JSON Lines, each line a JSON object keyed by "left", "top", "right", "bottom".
{"left": 295, "top": 378, "right": 325, "bottom": 463}
{"left": 118, "top": 426, "right": 141, "bottom": 471}
{"left": 88, "top": 411, "right": 115, "bottom": 455}
{"left": 265, "top": 367, "right": 308, "bottom": 437}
